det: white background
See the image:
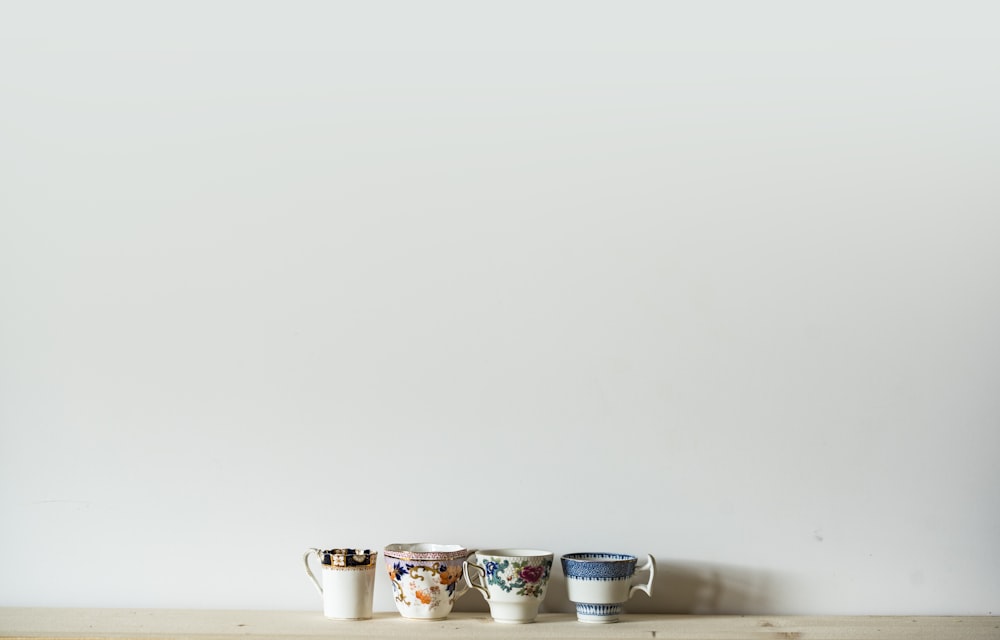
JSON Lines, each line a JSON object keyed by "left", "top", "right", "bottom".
{"left": 1, "top": 1, "right": 998, "bottom": 615}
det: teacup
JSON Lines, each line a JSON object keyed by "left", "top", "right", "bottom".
{"left": 384, "top": 543, "right": 471, "bottom": 620}
{"left": 302, "top": 547, "right": 377, "bottom": 620}
{"left": 464, "top": 549, "right": 553, "bottom": 623}
{"left": 561, "top": 552, "right": 655, "bottom": 623}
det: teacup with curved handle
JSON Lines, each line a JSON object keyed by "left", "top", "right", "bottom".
{"left": 464, "top": 549, "right": 553, "bottom": 623}
{"left": 302, "top": 547, "right": 377, "bottom": 620}
{"left": 561, "top": 552, "right": 656, "bottom": 623}
{"left": 384, "top": 543, "right": 472, "bottom": 620}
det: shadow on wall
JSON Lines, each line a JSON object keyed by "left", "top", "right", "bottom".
{"left": 452, "top": 582, "right": 489, "bottom": 613}
{"left": 533, "top": 560, "right": 780, "bottom": 615}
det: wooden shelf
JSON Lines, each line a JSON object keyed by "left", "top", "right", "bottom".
{"left": 1, "top": 609, "right": 997, "bottom": 640}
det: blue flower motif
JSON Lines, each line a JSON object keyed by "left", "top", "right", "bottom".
{"left": 391, "top": 562, "right": 409, "bottom": 581}
{"left": 484, "top": 561, "right": 500, "bottom": 577}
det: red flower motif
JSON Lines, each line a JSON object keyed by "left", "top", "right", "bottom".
{"left": 518, "top": 565, "right": 546, "bottom": 584}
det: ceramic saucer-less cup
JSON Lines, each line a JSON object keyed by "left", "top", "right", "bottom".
{"left": 561, "top": 552, "right": 655, "bottom": 623}
{"left": 464, "top": 549, "right": 553, "bottom": 623}
{"left": 384, "top": 543, "right": 472, "bottom": 620}
{"left": 303, "top": 548, "right": 378, "bottom": 620}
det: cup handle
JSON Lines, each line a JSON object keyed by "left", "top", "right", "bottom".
{"left": 463, "top": 557, "right": 490, "bottom": 600}
{"left": 303, "top": 549, "right": 323, "bottom": 595}
{"left": 628, "top": 554, "right": 655, "bottom": 599}
{"left": 444, "top": 550, "right": 473, "bottom": 600}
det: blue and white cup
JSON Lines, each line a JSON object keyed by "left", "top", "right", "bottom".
{"left": 560, "top": 552, "right": 655, "bottom": 623}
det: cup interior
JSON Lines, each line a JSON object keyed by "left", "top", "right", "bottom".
{"left": 384, "top": 542, "right": 469, "bottom": 561}
{"left": 475, "top": 549, "right": 553, "bottom": 559}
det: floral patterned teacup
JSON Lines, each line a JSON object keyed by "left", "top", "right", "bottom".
{"left": 464, "top": 549, "right": 553, "bottom": 623}
{"left": 384, "top": 543, "right": 472, "bottom": 620}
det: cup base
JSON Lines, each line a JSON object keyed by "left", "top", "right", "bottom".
{"left": 486, "top": 601, "right": 541, "bottom": 624}
{"left": 493, "top": 618, "right": 535, "bottom": 624}
{"left": 395, "top": 607, "right": 454, "bottom": 621}
{"left": 574, "top": 603, "right": 623, "bottom": 623}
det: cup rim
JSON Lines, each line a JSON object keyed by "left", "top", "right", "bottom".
{"left": 310, "top": 548, "right": 378, "bottom": 567}
{"left": 472, "top": 548, "right": 554, "bottom": 559}
{"left": 312, "top": 547, "right": 376, "bottom": 556}
{"left": 384, "top": 542, "right": 469, "bottom": 561}
{"left": 561, "top": 552, "right": 638, "bottom": 564}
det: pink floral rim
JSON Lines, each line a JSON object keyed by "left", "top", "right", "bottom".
{"left": 383, "top": 543, "right": 469, "bottom": 561}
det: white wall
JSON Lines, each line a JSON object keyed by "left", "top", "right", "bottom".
{"left": 1, "top": 1, "right": 998, "bottom": 616}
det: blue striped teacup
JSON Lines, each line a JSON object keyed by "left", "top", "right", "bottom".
{"left": 560, "top": 552, "right": 655, "bottom": 623}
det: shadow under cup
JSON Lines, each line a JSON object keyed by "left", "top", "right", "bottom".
{"left": 464, "top": 549, "right": 553, "bottom": 624}
{"left": 561, "top": 552, "right": 656, "bottom": 624}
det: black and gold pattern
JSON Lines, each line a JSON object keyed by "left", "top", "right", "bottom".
{"left": 317, "top": 548, "right": 377, "bottom": 567}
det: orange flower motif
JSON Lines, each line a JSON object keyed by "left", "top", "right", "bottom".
{"left": 438, "top": 565, "right": 462, "bottom": 586}
{"left": 415, "top": 589, "right": 432, "bottom": 605}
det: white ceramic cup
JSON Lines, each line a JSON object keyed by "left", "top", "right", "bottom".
{"left": 303, "top": 548, "right": 377, "bottom": 620}
{"left": 384, "top": 543, "right": 471, "bottom": 620}
{"left": 561, "top": 552, "right": 655, "bottom": 623}
{"left": 464, "top": 549, "right": 553, "bottom": 623}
